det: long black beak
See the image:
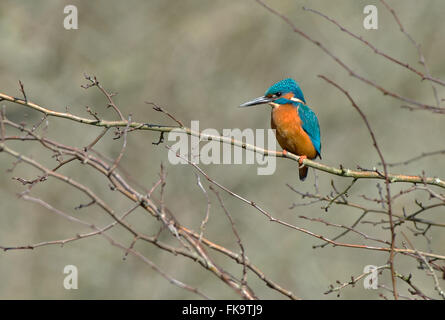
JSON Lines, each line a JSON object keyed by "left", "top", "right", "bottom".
{"left": 239, "top": 96, "right": 273, "bottom": 107}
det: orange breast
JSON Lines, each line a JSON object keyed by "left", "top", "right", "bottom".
{"left": 271, "top": 104, "right": 317, "bottom": 159}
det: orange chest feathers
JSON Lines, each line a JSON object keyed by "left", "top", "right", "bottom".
{"left": 271, "top": 104, "right": 318, "bottom": 159}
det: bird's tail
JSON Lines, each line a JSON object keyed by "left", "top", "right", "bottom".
{"left": 299, "top": 165, "right": 308, "bottom": 181}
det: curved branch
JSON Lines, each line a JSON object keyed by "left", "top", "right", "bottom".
{"left": 0, "top": 91, "right": 444, "bottom": 189}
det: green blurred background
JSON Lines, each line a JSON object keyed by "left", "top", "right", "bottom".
{"left": 0, "top": 0, "right": 444, "bottom": 299}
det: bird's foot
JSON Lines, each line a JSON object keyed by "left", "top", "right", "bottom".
{"left": 282, "top": 149, "right": 288, "bottom": 156}
{"left": 298, "top": 155, "right": 307, "bottom": 169}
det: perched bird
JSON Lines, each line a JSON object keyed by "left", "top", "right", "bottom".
{"left": 240, "top": 78, "right": 321, "bottom": 180}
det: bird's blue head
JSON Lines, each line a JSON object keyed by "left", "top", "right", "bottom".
{"left": 240, "top": 78, "right": 306, "bottom": 107}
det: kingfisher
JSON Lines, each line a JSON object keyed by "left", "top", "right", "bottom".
{"left": 240, "top": 78, "right": 321, "bottom": 180}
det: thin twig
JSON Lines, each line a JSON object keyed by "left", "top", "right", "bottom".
{"left": 319, "top": 74, "right": 398, "bottom": 299}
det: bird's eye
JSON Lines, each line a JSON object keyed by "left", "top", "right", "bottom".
{"left": 275, "top": 92, "right": 282, "bottom": 97}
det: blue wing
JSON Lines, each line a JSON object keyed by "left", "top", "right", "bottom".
{"left": 297, "top": 104, "right": 321, "bottom": 158}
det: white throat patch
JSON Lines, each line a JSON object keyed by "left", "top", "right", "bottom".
{"left": 269, "top": 102, "right": 279, "bottom": 109}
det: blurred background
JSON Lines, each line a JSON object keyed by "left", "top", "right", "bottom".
{"left": 0, "top": 0, "right": 444, "bottom": 299}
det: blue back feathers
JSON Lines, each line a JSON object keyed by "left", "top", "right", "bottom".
{"left": 298, "top": 104, "right": 321, "bottom": 157}
{"left": 266, "top": 78, "right": 321, "bottom": 157}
